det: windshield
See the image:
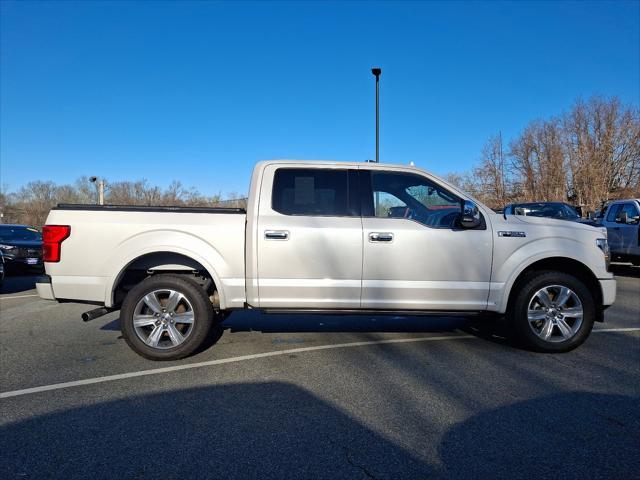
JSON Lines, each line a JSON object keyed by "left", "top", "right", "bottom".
{"left": 511, "top": 203, "right": 580, "bottom": 219}
{"left": 0, "top": 226, "right": 42, "bottom": 242}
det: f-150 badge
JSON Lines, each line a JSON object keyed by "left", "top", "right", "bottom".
{"left": 498, "top": 231, "right": 526, "bottom": 237}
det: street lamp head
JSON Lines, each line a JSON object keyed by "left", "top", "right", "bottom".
{"left": 89, "top": 176, "right": 98, "bottom": 183}
{"left": 371, "top": 67, "right": 381, "bottom": 77}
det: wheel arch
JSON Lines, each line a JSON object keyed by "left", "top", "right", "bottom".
{"left": 505, "top": 257, "right": 603, "bottom": 321}
{"left": 107, "top": 250, "right": 226, "bottom": 309}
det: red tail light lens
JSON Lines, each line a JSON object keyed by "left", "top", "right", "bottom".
{"left": 43, "top": 225, "right": 71, "bottom": 262}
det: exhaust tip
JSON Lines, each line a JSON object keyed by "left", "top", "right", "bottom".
{"left": 82, "top": 307, "right": 113, "bottom": 322}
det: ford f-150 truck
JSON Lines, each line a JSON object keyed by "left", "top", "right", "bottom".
{"left": 36, "top": 161, "right": 616, "bottom": 359}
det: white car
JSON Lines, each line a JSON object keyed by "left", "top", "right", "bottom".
{"left": 37, "top": 161, "right": 616, "bottom": 359}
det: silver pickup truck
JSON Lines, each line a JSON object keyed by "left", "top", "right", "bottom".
{"left": 37, "top": 160, "right": 615, "bottom": 359}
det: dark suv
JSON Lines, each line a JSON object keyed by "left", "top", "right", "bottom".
{"left": 503, "top": 202, "right": 600, "bottom": 227}
{"left": 0, "top": 224, "right": 44, "bottom": 274}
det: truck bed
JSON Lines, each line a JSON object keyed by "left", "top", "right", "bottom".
{"left": 54, "top": 204, "right": 246, "bottom": 214}
{"left": 44, "top": 204, "right": 247, "bottom": 308}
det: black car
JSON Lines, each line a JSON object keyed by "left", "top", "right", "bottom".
{"left": 0, "top": 224, "right": 44, "bottom": 273}
{"left": 503, "top": 202, "right": 601, "bottom": 227}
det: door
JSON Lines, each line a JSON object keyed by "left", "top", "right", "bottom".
{"left": 617, "top": 202, "right": 640, "bottom": 256}
{"left": 256, "top": 166, "right": 363, "bottom": 308}
{"left": 604, "top": 204, "right": 624, "bottom": 254}
{"left": 360, "top": 169, "right": 493, "bottom": 310}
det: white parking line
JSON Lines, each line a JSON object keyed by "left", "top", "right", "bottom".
{"left": 0, "top": 327, "right": 638, "bottom": 400}
{"left": 0, "top": 294, "right": 38, "bottom": 300}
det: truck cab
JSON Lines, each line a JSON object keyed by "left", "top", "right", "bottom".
{"left": 599, "top": 199, "right": 640, "bottom": 265}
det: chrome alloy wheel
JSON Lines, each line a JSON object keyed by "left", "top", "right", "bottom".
{"left": 133, "top": 289, "right": 195, "bottom": 349}
{"left": 527, "top": 284, "right": 584, "bottom": 343}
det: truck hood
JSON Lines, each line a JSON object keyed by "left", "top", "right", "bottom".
{"left": 507, "top": 214, "right": 605, "bottom": 234}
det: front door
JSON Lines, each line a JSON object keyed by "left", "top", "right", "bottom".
{"left": 256, "top": 166, "right": 363, "bottom": 309}
{"left": 360, "top": 169, "right": 493, "bottom": 311}
{"left": 604, "top": 204, "right": 624, "bottom": 253}
{"left": 618, "top": 202, "right": 640, "bottom": 255}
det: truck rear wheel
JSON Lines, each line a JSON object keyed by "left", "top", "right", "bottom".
{"left": 509, "top": 271, "right": 595, "bottom": 353}
{"left": 121, "top": 274, "right": 215, "bottom": 360}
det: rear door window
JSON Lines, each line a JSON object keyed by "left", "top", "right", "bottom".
{"left": 272, "top": 168, "right": 352, "bottom": 216}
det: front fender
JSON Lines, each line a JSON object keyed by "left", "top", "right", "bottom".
{"left": 490, "top": 236, "right": 605, "bottom": 313}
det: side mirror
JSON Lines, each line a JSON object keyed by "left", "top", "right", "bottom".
{"left": 616, "top": 212, "right": 628, "bottom": 224}
{"left": 460, "top": 200, "right": 481, "bottom": 228}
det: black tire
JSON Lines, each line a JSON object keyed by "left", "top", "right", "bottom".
{"left": 508, "top": 271, "right": 595, "bottom": 353}
{"left": 121, "top": 274, "right": 215, "bottom": 360}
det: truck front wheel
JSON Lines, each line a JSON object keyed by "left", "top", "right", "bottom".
{"left": 509, "top": 271, "right": 595, "bottom": 353}
{"left": 121, "top": 274, "right": 215, "bottom": 360}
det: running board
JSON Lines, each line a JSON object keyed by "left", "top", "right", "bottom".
{"left": 261, "top": 309, "right": 487, "bottom": 317}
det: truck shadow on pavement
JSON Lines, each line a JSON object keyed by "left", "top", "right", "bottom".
{"left": 222, "top": 309, "right": 472, "bottom": 333}
{"left": 102, "top": 310, "right": 518, "bottom": 352}
{"left": 0, "top": 382, "right": 432, "bottom": 480}
{"left": 439, "top": 392, "right": 640, "bottom": 479}
{"left": 1, "top": 386, "right": 637, "bottom": 479}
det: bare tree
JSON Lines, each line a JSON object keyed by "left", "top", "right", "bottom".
{"left": 472, "top": 133, "right": 509, "bottom": 208}
{"left": 563, "top": 97, "right": 640, "bottom": 209}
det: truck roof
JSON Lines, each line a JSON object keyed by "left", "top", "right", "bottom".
{"left": 256, "top": 159, "right": 427, "bottom": 171}
{"left": 607, "top": 198, "right": 640, "bottom": 203}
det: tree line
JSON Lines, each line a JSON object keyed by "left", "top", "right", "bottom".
{"left": 1, "top": 95, "right": 638, "bottom": 227}
{"left": 445, "top": 96, "right": 640, "bottom": 212}
{"left": 0, "top": 177, "right": 247, "bottom": 227}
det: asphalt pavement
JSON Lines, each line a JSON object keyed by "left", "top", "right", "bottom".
{"left": 1, "top": 266, "right": 639, "bottom": 479}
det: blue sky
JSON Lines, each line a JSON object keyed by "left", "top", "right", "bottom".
{"left": 1, "top": 1, "right": 638, "bottom": 196}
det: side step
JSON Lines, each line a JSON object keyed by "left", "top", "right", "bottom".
{"left": 261, "top": 309, "right": 487, "bottom": 317}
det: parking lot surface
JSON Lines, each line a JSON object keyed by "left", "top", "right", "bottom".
{"left": 1, "top": 266, "right": 639, "bottom": 479}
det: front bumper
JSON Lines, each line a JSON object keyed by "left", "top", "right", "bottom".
{"left": 599, "top": 278, "right": 616, "bottom": 306}
{"left": 35, "top": 275, "right": 55, "bottom": 300}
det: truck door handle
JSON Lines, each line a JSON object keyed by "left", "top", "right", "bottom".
{"left": 369, "top": 232, "right": 394, "bottom": 242}
{"left": 265, "top": 230, "right": 289, "bottom": 240}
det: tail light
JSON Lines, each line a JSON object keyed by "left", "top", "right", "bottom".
{"left": 43, "top": 225, "right": 71, "bottom": 262}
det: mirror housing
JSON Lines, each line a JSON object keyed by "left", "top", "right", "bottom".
{"left": 460, "top": 200, "right": 481, "bottom": 229}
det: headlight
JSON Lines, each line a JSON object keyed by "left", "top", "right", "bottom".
{"left": 596, "top": 238, "right": 610, "bottom": 270}
{"left": 0, "top": 244, "right": 16, "bottom": 251}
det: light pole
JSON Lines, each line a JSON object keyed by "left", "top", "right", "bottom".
{"left": 371, "top": 67, "right": 381, "bottom": 163}
{"left": 90, "top": 176, "right": 105, "bottom": 205}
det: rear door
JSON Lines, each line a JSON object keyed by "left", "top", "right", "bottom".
{"left": 256, "top": 165, "right": 363, "bottom": 308}
{"left": 359, "top": 169, "right": 493, "bottom": 310}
